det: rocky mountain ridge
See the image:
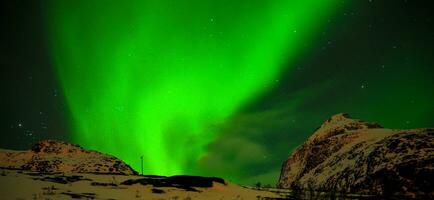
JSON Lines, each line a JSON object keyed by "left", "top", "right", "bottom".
{"left": 278, "top": 113, "right": 434, "bottom": 199}
{"left": 0, "top": 140, "right": 136, "bottom": 175}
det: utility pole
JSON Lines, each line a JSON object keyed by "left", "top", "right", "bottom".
{"left": 140, "top": 155, "right": 143, "bottom": 175}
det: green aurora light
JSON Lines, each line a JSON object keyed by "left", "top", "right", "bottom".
{"left": 46, "top": 0, "right": 341, "bottom": 175}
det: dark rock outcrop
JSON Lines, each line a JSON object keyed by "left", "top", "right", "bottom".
{"left": 0, "top": 140, "right": 137, "bottom": 175}
{"left": 278, "top": 113, "right": 434, "bottom": 199}
{"left": 121, "top": 175, "right": 226, "bottom": 192}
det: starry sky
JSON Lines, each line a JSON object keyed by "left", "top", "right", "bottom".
{"left": 1, "top": 0, "right": 434, "bottom": 186}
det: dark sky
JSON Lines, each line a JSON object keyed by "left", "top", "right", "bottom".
{"left": 2, "top": 0, "right": 434, "bottom": 185}
{"left": 1, "top": 1, "right": 71, "bottom": 150}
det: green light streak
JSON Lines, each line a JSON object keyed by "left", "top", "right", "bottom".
{"left": 46, "top": 0, "right": 340, "bottom": 175}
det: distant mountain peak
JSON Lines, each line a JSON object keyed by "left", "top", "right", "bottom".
{"left": 31, "top": 140, "right": 82, "bottom": 154}
{"left": 328, "top": 113, "right": 351, "bottom": 122}
{"left": 311, "top": 113, "right": 382, "bottom": 142}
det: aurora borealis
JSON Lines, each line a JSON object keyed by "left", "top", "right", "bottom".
{"left": 2, "top": 0, "right": 434, "bottom": 185}
{"left": 45, "top": 0, "right": 340, "bottom": 175}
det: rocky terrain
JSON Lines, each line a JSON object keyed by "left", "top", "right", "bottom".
{"left": 0, "top": 140, "right": 136, "bottom": 175}
{"left": 0, "top": 140, "right": 281, "bottom": 200}
{"left": 278, "top": 113, "right": 434, "bottom": 199}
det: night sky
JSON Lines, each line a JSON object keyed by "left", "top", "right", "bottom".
{"left": 2, "top": 0, "right": 433, "bottom": 185}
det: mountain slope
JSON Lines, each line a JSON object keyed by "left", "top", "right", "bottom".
{"left": 278, "top": 113, "right": 434, "bottom": 198}
{"left": 0, "top": 140, "right": 137, "bottom": 175}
